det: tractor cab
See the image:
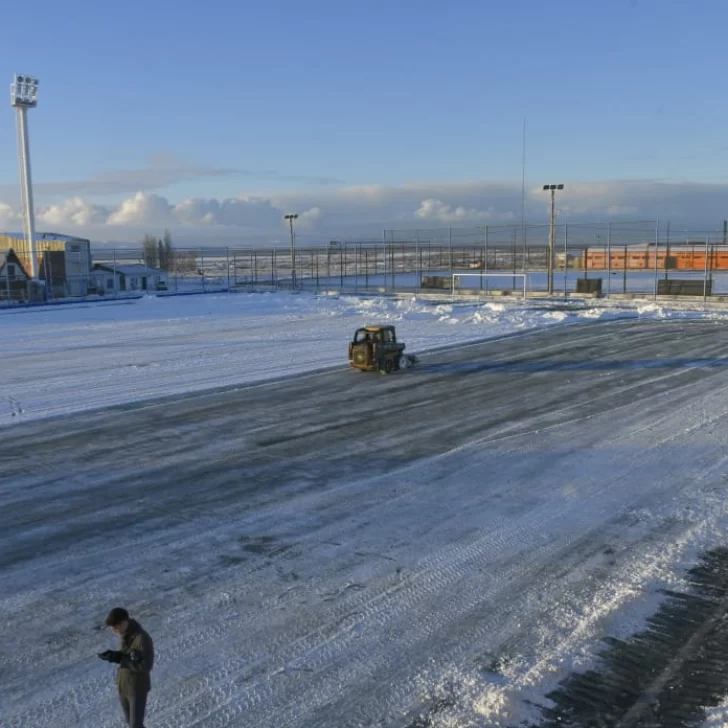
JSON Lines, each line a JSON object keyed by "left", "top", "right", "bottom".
{"left": 348, "top": 325, "right": 417, "bottom": 374}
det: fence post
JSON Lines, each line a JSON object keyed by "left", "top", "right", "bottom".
{"left": 449, "top": 227, "right": 453, "bottom": 282}
{"left": 653, "top": 219, "right": 659, "bottom": 300}
{"left": 563, "top": 222, "right": 569, "bottom": 299}
{"left": 352, "top": 244, "right": 357, "bottom": 292}
{"left": 664, "top": 221, "right": 671, "bottom": 282}
{"left": 113, "top": 249, "right": 118, "bottom": 298}
{"left": 607, "top": 222, "right": 612, "bottom": 296}
{"left": 484, "top": 225, "right": 489, "bottom": 293}
{"left": 226, "top": 247, "right": 230, "bottom": 290}
{"left": 45, "top": 248, "right": 54, "bottom": 300}
{"left": 391, "top": 241, "right": 396, "bottom": 291}
{"left": 704, "top": 235, "right": 710, "bottom": 304}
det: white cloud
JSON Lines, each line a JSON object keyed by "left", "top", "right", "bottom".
{"left": 39, "top": 197, "right": 110, "bottom": 227}
{"left": 172, "top": 196, "right": 283, "bottom": 227}
{"left": 0, "top": 201, "right": 21, "bottom": 229}
{"left": 297, "top": 207, "right": 323, "bottom": 230}
{"left": 1, "top": 178, "right": 728, "bottom": 244}
{"left": 414, "top": 199, "right": 506, "bottom": 223}
{"left": 107, "top": 192, "right": 173, "bottom": 226}
{"left": 173, "top": 197, "right": 221, "bottom": 225}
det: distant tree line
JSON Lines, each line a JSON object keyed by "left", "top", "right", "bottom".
{"left": 140, "top": 230, "right": 198, "bottom": 273}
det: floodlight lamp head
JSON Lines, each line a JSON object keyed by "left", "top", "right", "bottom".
{"left": 10, "top": 73, "right": 39, "bottom": 108}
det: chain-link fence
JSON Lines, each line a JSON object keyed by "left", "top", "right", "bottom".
{"left": 6, "top": 220, "right": 728, "bottom": 304}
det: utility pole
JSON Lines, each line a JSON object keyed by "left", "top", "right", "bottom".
{"left": 543, "top": 184, "right": 564, "bottom": 295}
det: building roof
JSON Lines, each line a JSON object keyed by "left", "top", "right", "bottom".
{"left": 93, "top": 263, "right": 166, "bottom": 275}
{"left": 0, "top": 232, "right": 90, "bottom": 243}
{"left": 0, "top": 248, "right": 29, "bottom": 276}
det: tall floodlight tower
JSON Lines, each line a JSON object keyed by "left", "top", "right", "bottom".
{"left": 543, "top": 184, "right": 564, "bottom": 295}
{"left": 284, "top": 213, "right": 299, "bottom": 289}
{"left": 10, "top": 74, "right": 39, "bottom": 279}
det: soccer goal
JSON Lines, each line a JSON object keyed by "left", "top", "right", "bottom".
{"left": 451, "top": 272, "right": 530, "bottom": 300}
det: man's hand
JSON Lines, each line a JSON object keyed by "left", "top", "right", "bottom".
{"left": 98, "top": 650, "right": 122, "bottom": 663}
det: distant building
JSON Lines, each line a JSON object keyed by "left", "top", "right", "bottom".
{"left": 583, "top": 245, "right": 728, "bottom": 271}
{"left": 0, "top": 248, "right": 30, "bottom": 301}
{"left": 555, "top": 251, "right": 582, "bottom": 269}
{"left": 92, "top": 263, "right": 168, "bottom": 294}
{"left": 0, "top": 233, "right": 92, "bottom": 297}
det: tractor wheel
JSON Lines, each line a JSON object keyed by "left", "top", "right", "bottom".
{"left": 398, "top": 354, "right": 410, "bottom": 370}
{"left": 380, "top": 357, "right": 394, "bottom": 375}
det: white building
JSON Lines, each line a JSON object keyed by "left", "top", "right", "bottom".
{"left": 92, "top": 264, "right": 168, "bottom": 294}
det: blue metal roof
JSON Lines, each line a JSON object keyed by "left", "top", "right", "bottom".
{"left": 1, "top": 232, "right": 90, "bottom": 242}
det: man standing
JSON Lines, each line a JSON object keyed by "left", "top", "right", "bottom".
{"left": 98, "top": 607, "right": 155, "bottom": 728}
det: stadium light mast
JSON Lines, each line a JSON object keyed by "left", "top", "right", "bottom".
{"left": 10, "top": 74, "right": 40, "bottom": 280}
{"left": 543, "top": 184, "right": 564, "bottom": 295}
{"left": 284, "top": 213, "right": 299, "bottom": 289}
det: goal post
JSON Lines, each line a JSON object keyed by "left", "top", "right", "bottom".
{"left": 451, "top": 272, "right": 529, "bottom": 300}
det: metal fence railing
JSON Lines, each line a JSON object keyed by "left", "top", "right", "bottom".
{"left": 4, "top": 220, "right": 728, "bottom": 305}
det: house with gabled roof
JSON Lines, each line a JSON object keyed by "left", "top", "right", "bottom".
{"left": 0, "top": 248, "right": 32, "bottom": 302}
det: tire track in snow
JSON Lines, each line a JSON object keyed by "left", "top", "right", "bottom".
{"left": 5, "top": 319, "right": 728, "bottom": 727}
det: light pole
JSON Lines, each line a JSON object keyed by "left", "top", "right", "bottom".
{"left": 543, "top": 184, "right": 564, "bottom": 294}
{"left": 284, "top": 213, "right": 298, "bottom": 289}
{"left": 10, "top": 74, "right": 40, "bottom": 280}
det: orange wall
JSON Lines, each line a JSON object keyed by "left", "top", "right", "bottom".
{"left": 584, "top": 249, "right": 728, "bottom": 271}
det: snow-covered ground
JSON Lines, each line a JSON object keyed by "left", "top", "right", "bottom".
{"left": 2, "top": 290, "right": 726, "bottom": 426}
{"left": 4, "top": 292, "right": 728, "bottom": 727}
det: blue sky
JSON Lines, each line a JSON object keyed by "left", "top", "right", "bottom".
{"left": 1, "top": 0, "right": 728, "bottom": 239}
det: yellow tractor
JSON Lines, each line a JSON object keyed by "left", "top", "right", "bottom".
{"left": 348, "top": 325, "right": 418, "bottom": 374}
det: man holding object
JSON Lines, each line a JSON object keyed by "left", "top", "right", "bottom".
{"left": 98, "top": 607, "right": 155, "bottom": 728}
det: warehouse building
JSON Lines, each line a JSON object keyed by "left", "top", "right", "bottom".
{"left": 0, "top": 232, "right": 92, "bottom": 297}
